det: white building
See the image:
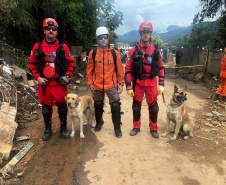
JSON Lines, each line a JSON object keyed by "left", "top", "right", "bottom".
{"left": 117, "top": 42, "right": 131, "bottom": 54}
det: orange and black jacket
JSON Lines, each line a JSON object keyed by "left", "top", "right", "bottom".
{"left": 86, "top": 46, "right": 124, "bottom": 91}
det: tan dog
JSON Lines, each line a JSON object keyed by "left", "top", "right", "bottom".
{"left": 65, "top": 93, "right": 95, "bottom": 138}
{"left": 161, "top": 85, "right": 199, "bottom": 140}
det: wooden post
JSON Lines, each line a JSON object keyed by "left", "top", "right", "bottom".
{"left": 204, "top": 46, "right": 210, "bottom": 74}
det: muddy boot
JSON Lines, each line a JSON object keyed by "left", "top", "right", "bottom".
{"left": 130, "top": 128, "right": 140, "bottom": 136}
{"left": 213, "top": 94, "right": 219, "bottom": 101}
{"left": 111, "top": 101, "right": 122, "bottom": 138}
{"left": 58, "top": 103, "right": 70, "bottom": 139}
{"left": 42, "top": 123, "right": 52, "bottom": 141}
{"left": 150, "top": 130, "right": 159, "bottom": 138}
{"left": 94, "top": 101, "right": 104, "bottom": 132}
{"left": 42, "top": 104, "right": 52, "bottom": 141}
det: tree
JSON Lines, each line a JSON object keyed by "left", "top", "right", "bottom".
{"left": 193, "top": 0, "right": 225, "bottom": 23}
{"left": 193, "top": 0, "right": 226, "bottom": 48}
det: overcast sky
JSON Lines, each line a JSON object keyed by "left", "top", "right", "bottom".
{"left": 114, "top": 0, "right": 201, "bottom": 35}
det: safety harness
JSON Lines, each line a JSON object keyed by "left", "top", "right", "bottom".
{"left": 131, "top": 44, "right": 160, "bottom": 91}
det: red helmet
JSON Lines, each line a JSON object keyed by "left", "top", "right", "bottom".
{"left": 43, "top": 18, "right": 58, "bottom": 28}
{"left": 139, "top": 22, "right": 153, "bottom": 32}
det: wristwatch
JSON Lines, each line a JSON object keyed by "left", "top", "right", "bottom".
{"left": 119, "top": 83, "right": 124, "bottom": 86}
{"left": 65, "top": 74, "right": 70, "bottom": 78}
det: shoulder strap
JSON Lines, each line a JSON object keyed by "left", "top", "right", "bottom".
{"left": 38, "top": 41, "right": 43, "bottom": 50}
{"left": 111, "top": 49, "right": 117, "bottom": 70}
{"left": 92, "top": 48, "right": 97, "bottom": 68}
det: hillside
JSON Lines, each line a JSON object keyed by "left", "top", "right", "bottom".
{"left": 159, "top": 26, "right": 192, "bottom": 43}
{"left": 117, "top": 20, "right": 221, "bottom": 45}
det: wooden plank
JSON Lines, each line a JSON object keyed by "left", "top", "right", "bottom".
{"left": 0, "top": 142, "right": 34, "bottom": 178}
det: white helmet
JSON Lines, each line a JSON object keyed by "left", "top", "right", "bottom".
{"left": 96, "top": 26, "right": 109, "bottom": 37}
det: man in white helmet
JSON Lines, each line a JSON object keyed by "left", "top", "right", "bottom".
{"left": 86, "top": 26, "right": 124, "bottom": 138}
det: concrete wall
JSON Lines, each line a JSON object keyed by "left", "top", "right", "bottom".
{"left": 206, "top": 51, "right": 224, "bottom": 75}
{"left": 179, "top": 48, "right": 224, "bottom": 76}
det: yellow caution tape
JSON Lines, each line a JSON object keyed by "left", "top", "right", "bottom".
{"left": 165, "top": 65, "right": 204, "bottom": 69}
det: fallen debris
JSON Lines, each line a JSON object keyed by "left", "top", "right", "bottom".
{"left": 16, "top": 134, "right": 30, "bottom": 142}
{"left": 0, "top": 142, "right": 34, "bottom": 178}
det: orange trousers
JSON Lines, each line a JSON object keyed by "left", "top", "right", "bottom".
{"left": 216, "top": 78, "right": 226, "bottom": 96}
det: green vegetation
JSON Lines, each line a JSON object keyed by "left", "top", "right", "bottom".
{"left": 0, "top": 0, "right": 123, "bottom": 67}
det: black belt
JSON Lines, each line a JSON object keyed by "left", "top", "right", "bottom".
{"left": 47, "top": 77, "right": 59, "bottom": 81}
{"left": 137, "top": 76, "right": 152, "bottom": 80}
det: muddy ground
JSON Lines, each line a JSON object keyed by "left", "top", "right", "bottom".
{"left": 1, "top": 66, "right": 226, "bottom": 185}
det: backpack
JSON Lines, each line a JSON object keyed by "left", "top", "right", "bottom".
{"left": 92, "top": 48, "right": 117, "bottom": 75}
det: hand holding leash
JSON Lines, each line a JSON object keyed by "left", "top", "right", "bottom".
{"left": 127, "top": 89, "right": 134, "bottom": 97}
{"left": 158, "top": 85, "right": 164, "bottom": 95}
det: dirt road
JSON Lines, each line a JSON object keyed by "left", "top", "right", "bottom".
{"left": 5, "top": 77, "right": 226, "bottom": 185}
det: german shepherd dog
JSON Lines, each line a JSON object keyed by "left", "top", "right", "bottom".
{"left": 161, "top": 85, "right": 199, "bottom": 140}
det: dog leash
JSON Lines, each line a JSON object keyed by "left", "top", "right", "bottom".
{"left": 162, "top": 93, "right": 168, "bottom": 106}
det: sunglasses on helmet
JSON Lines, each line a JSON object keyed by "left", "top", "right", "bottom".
{"left": 97, "top": 34, "right": 108, "bottom": 40}
{"left": 45, "top": 26, "right": 57, "bottom": 31}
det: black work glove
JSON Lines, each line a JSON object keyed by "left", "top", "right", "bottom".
{"left": 59, "top": 75, "right": 70, "bottom": 85}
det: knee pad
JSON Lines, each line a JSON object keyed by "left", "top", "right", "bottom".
{"left": 111, "top": 101, "right": 121, "bottom": 112}
{"left": 132, "top": 101, "right": 141, "bottom": 121}
{"left": 58, "top": 103, "right": 68, "bottom": 115}
{"left": 94, "top": 101, "right": 104, "bottom": 109}
{"left": 149, "top": 102, "right": 159, "bottom": 123}
{"left": 42, "top": 104, "right": 52, "bottom": 116}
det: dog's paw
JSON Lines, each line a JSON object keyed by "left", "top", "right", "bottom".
{"left": 70, "top": 133, "right": 75, "bottom": 137}
{"left": 80, "top": 133, "right": 85, "bottom": 139}
{"left": 184, "top": 136, "right": 190, "bottom": 140}
{"left": 170, "top": 136, "right": 176, "bottom": 141}
{"left": 91, "top": 122, "right": 96, "bottom": 128}
{"left": 161, "top": 132, "right": 167, "bottom": 137}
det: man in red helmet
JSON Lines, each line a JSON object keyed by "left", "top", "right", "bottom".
{"left": 125, "top": 21, "right": 165, "bottom": 138}
{"left": 29, "top": 18, "right": 75, "bottom": 141}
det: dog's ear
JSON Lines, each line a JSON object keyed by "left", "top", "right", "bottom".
{"left": 64, "top": 95, "right": 68, "bottom": 101}
{"left": 75, "top": 97, "right": 81, "bottom": 105}
{"left": 174, "top": 85, "right": 178, "bottom": 93}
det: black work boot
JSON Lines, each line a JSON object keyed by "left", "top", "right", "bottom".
{"left": 61, "top": 124, "right": 70, "bottom": 139}
{"left": 130, "top": 128, "right": 140, "bottom": 136}
{"left": 58, "top": 103, "right": 70, "bottom": 139}
{"left": 111, "top": 101, "right": 122, "bottom": 138}
{"left": 150, "top": 130, "right": 159, "bottom": 138}
{"left": 94, "top": 101, "right": 104, "bottom": 132}
{"left": 42, "top": 104, "right": 52, "bottom": 141}
{"left": 42, "top": 123, "right": 52, "bottom": 141}
{"left": 213, "top": 94, "right": 220, "bottom": 101}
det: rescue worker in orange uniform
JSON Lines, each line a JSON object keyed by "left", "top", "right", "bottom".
{"left": 86, "top": 26, "right": 124, "bottom": 138}
{"left": 125, "top": 22, "right": 165, "bottom": 138}
{"left": 213, "top": 48, "right": 226, "bottom": 101}
{"left": 29, "top": 18, "right": 75, "bottom": 141}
